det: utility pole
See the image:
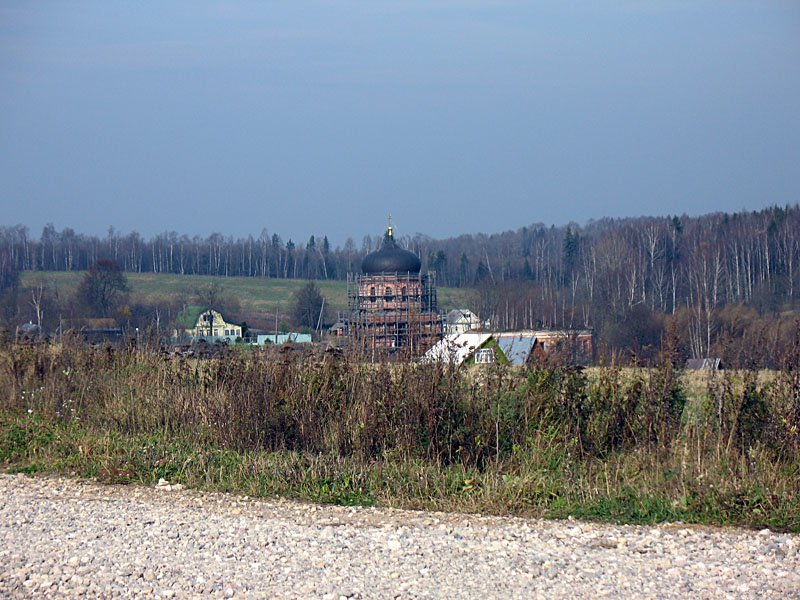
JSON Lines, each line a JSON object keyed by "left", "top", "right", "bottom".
{"left": 316, "top": 297, "right": 326, "bottom": 335}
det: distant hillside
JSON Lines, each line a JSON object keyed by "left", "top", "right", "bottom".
{"left": 20, "top": 272, "right": 475, "bottom": 321}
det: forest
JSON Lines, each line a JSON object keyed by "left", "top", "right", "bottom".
{"left": 1, "top": 205, "right": 798, "bottom": 367}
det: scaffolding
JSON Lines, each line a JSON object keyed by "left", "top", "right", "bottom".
{"left": 347, "top": 271, "right": 443, "bottom": 356}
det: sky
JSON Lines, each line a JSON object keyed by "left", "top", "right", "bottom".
{"left": 1, "top": 1, "right": 799, "bottom": 247}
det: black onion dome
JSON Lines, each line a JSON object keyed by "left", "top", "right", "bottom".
{"left": 361, "top": 229, "right": 421, "bottom": 274}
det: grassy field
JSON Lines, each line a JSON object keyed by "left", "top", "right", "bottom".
{"left": 21, "top": 271, "right": 476, "bottom": 317}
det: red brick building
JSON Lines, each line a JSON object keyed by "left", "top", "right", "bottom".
{"left": 347, "top": 225, "right": 442, "bottom": 356}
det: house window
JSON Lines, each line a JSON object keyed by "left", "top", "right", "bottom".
{"left": 385, "top": 286, "right": 393, "bottom": 300}
{"left": 475, "top": 348, "right": 494, "bottom": 364}
{"left": 401, "top": 286, "right": 408, "bottom": 301}
{"left": 369, "top": 286, "right": 376, "bottom": 302}
{"left": 213, "top": 329, "right": 219, "bottom": 336}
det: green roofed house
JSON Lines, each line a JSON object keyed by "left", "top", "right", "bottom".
{"left": 174, "top": 306, "right": 242, "bottom": 342}
{"left": 424, "top": 330, "right": 594, "bottom": 366}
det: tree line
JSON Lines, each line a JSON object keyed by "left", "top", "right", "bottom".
{"left": 1, "top": 205, "right": 799, "bottom": 366}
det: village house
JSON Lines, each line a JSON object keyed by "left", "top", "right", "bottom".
{"left": 424, "top": 329, "right": 594, "bottom": 366}
{"left": 445, "top": 309, "right": 483, "bottom": 335}
{"left": 174, "top": 306, "right": 242, "bottom": 341}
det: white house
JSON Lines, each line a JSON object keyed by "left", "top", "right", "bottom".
{"left": 445, "top": 309, "right": 483, "bottom": 335}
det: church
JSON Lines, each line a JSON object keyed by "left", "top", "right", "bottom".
{"left": 346, "top": 222, "right": 443, "bottom": 356}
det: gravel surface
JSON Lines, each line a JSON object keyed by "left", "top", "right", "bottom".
{"left": 1, "top": 474, "right": 798, "bottom": 599}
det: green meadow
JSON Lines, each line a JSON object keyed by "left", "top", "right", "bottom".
{"left": 21, "top": 272, "right": 475, "bottom": 317}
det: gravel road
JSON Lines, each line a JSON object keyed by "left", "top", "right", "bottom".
{"left": 0, "top": 474, "right": 798, "bottom": 599}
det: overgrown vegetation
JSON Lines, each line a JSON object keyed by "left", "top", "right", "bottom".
{"left": 1, "top": 339, "right": 798, "bottom": 530}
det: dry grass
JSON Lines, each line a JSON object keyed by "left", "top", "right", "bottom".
{"left": 1, "top": 340, "right": 798, "bottom": 530}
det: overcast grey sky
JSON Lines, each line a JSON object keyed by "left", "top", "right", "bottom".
{"left": 1, "top": 1, "right": 798, "bottom": 246}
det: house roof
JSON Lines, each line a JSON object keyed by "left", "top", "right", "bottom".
{"left": 494, "top": 334, "right": 538, "bottom": 366}
{"left": 422, "top": 332, "right": 492, "bottom": 365}
{"left": 19, "top": 322, "right": 40, "bottom": 333}
{"left": 447, "top": 309, "right": 479, "bottom": 323}
{"left": 175, "top": 305, "right": 206, "bottom": 329}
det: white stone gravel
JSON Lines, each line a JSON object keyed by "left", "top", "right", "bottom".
{"left": 1, "top": 473, "right": 798, "bottom": 599}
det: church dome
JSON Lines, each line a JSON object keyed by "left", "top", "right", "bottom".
{"left": 361, "top": 227, "right": 421, "bottom": 274}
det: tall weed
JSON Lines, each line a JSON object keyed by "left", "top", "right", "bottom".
{"left": 0, "top": 340, "right": 797, "bottom": 529}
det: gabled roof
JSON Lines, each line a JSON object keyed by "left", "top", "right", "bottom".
{"left": 494, "top": 333, "right": 538, "bottom": 365}
{"left": 422, "top": 332, "right": 492, "bottom": 365}
{"left": 447, "top": 309, "right": 479, "bottom": 323}
{"left": 175, "top": 305, "right": 207, "bottom": 329}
